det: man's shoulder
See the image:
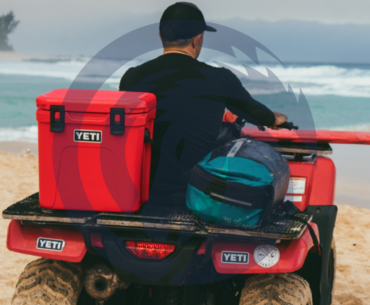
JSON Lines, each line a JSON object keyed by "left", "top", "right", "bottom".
{"left": 123, "top": 57, "right": 159, "bottom": 76}
{"left": 125, "top": 55, "right": 230, "bottom": 74}
{"left": 119, "top": 57, "right": 164, "bottom": 90}
{"left": 193, "top": 59, "right": 226, "bottom": 72}
{"left": 120, "top": 55, "right": 240, "bottom": 90}
{"left": 133, "top": 56, "right": 163, "bottom": 69}
{"left": 195, "top": 61, "right": 241, "bottom": 84}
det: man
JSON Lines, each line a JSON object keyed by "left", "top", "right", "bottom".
{"left": 119, "top": 2, "right": 287, "bottom": 205}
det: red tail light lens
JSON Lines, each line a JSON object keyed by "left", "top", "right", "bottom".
{"left": 90, "top": 232, "right": 103, "bottom": 248}
{"left": 125, "top": 241, "right": 176, "bottom": 260}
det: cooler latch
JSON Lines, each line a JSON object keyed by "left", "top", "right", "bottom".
{"left": 110, "top": 108, "right": 125, "bottom": 135}
{"left": 144, "top": 129, "right": 154, "bottom": 145}
{"left": 50, "top": 105, "right": 65, "bottom": 132}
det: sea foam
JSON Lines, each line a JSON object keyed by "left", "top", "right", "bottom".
{"left": 1, "top": 60, "right": 370, "bottom": 98}
{"left": 0, "top": 126, "right": 38, "bottom": 143}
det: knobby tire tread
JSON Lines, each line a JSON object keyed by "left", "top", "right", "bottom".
{"left": 239, "top": 273, "right": 313, "bottom": 305}
{"left": 12, "top": 258, "right": 84, "bottom": 305}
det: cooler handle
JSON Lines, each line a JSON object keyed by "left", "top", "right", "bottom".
{"left": 50, "top": 105, "right": 65, "bottom": 132}
{"left": 110, "top": 108, "right": 125, "bottom": 135}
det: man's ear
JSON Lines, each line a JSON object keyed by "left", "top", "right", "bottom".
{"left": 192, "top": 33, "right": 202, "bottom": 48}
{"left": 191, "top": 37, "right": 197, "bottom": 48}
{"left": 192, "top": 33, "right": 204, "bottom": 48}
{"left": 158, "top": 31, "right": 162, "bottom": 41}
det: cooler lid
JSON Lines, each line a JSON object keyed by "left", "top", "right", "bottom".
{"left": 36, "top": 89, "right": 156, "bottom": 114}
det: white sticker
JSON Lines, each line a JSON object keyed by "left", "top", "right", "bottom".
{"left": 74, "top": 129, "right": 102, "bottom": 143}
{"left": 221, "top": 251, "right": 249, "bottom": 264}
{"left": 284, "top": 195, "right": 303, "bottom": 202}
{"left": 227, "top": 141, "right": 244, "bottom": 157}
{"left": 36, "top": 237, "right": 65, "bottom": 252}
{"left": 254, "top": 245, "right": 280, "bottom": 268}
{"left": 287, "top": 178, "right": 306, "bottom": 194}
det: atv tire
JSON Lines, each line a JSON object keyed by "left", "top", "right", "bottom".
{"left": 12, "top": 258, "right": 85, "bottom": 305}
{"left": 239, "top": 273, "right": 313, "bottom": 305}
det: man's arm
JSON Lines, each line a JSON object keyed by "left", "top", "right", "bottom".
{"left": 222, "top": 68, "right": 286, "bottom": 127}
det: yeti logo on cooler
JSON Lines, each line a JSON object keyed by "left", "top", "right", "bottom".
{"left": 74, "top": 130, "right": 102, "bottom": 143}
{"left": 221, "top": 251, "right": 249, "bottom": 264}
{"left": 36, "top": 238, "right": 65, "bottom": 251}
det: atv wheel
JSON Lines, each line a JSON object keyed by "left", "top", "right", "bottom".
{"left": 12, "top": 258, "right": 85, "bottom": 305}
{"left": 239, "top": 273, "right": 313, "bottom": 305}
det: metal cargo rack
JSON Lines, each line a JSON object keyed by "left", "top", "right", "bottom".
{"left": 3, "top": 193, "right": 312, "bottom": 242}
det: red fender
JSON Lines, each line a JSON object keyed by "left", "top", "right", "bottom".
{"left": 210, "top": 223, "right": 319, "bottom": 274}
{"left": 288, "top": 156, "right": 336, "bottom": 210}
{"left": 7, "top": 220, "right": 87, "bottom": 263}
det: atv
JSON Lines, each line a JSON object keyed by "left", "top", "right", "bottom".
{"left": 3, "top": 89, "right": 370, "bottom": 305}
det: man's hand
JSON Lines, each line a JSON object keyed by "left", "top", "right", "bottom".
{"left": 268, "top": 112, "right": 288, "bottom": 130}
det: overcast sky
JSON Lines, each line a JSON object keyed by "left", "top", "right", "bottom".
{"left": 2, "top": 0, "right": 370, "bottom": 61}
{"left": 2, "top": 0, "right": 370, "bottom": 26}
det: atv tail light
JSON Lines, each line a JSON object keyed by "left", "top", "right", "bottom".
{"left": 125, "top": 241, "right": 175, "bottom": 260}
{"left": 90, "top": 232, "right": 103, "bottom": 248}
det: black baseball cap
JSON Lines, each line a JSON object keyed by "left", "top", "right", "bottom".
{"left": 160, "top": 2, "right": 216, "bottom": 41}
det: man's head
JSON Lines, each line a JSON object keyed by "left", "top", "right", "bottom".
{"left": 159, "top": 2, "right": 216, "bottom": 58}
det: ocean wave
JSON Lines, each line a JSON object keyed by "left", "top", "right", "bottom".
{"left": 0, "top": 126, "right": 38, "bottom": 143}
{"left": 0, "top": 60, "right": 133, "bottom": 82}
{"left": 264, "top": 65, "right": 370, "bottom": 98}
{"left": 206, "top": 56, "right": 370, "bottom": 97}
{"left": 0, "top": 60, "right": 85, "bottom": 80}
{"left": 1, "top": 60, "right": 370, "bottom": 97}
{"left": 223, "top": 64, "right": 370, "bottom": 97}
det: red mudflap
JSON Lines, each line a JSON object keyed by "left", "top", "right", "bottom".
{"left": 7, "top": 220, "right": 87, "bottom": 263}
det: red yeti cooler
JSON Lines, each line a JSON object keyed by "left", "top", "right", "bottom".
{"left": 36, "top": 89, "right": 156, "bottom": 212}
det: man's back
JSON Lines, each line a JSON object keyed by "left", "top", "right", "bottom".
{"left": 120, "top": 53, "right": 275, "bottom": 203}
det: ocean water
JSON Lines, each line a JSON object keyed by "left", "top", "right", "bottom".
{"left": 0, "top": 58, "right": 369, "bottom": 142}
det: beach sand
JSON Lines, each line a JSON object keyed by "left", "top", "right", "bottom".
{"left": 0, "top": 142, "right": 38, "bottom": 157}
{"left": 0, "top": 145, "right": 369, "bottom": 304}
{"left": 331, "top": 144, "right": 370, "bottom": 210}
{"left": 0, "top": 152, "right": 39, "bottom": 304}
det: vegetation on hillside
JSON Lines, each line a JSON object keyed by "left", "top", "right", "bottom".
{"left": 0, "top": 11, "right": 20, "bottom": 51}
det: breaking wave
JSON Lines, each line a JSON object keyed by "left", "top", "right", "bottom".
{"left": 1, "top": 60, "right": 370, "bottom": 97}
{"left": 0, "top": 126, "right": 38, "bottom": 143}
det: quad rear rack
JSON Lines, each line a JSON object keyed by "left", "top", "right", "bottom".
{"left": 3, "top": 193, "right": 312, "bottom": 242}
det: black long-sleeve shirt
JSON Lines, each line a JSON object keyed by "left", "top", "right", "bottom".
{"left": 119, "top": 53, "right": 275, "bottom": 200}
